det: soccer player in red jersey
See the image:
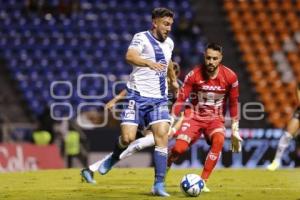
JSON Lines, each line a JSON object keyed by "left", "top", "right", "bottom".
{"left": 168, "top": 43, "right": 243, "bottom": 192}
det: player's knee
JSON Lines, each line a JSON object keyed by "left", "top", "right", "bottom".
{"left": 172, "top": 140, "right": 189, "bottom": 155}
{"left": 152, "top": 122, "right": 169, "bottom": 137}
{"left": 121, "top": 135, "right": 135, "bottom": 146}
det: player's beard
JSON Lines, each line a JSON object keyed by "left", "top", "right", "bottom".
{"left": 205, "top": 64, "right": 218, "bottom": 73}
{"left": 202, "top": 64, "right": 219, "bottom": 80}
{"left": 157, "top": 30, "right": 168, "bottom": 42}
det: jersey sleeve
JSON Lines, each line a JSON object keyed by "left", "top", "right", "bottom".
{"left": 228, "top": 73, "right": 239, "bottom": 119}
{"left": 172, "top": 70, "right": 195, "bottom": 116}
{"left": 128, "top": 33, "right": 145, "bottom": 54}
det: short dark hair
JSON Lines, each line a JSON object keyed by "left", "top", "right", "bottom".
{"left": 205, "top": 43, "right": 223, "bottom": 54}
{"left": 152, "top": 7, "right": 174, "bottom": 19}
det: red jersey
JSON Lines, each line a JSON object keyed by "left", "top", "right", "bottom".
{"left": 173, "top": 64, "right": 239, "bottom": 121}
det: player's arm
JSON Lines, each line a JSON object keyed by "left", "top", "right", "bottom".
{"left": 105, "top": 89, "right": 127, "bottom": 111}
{"left": 228, "top": 75, "right": 242, "bottom": 153}
{"left": 174, "top": 112, "right": 184, "bottom": 129}
{"left": 125, "top": 49, "right": 164, "bottom": 71}
{"left": 172, "top": 71, "right": 194, "bottom": 117}
{"left": 167, "top": 60, "right": 177, "bottom": 84}
{"left": 168, "top": 111, "right": 184, "bottom": 138}
{"left": 167, "top": 60, "right": 179, "bottom": 94}
{"left": 125, "top": 33, "right": 165, "bottom": 71}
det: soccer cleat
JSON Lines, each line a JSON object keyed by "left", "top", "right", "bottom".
{"left": 152, "top": 182, "right": 170, "bottom": 197}
{"left": 202, "top": 184, "right": 211, "bottom": 193}
{"left": 80, "top": 168, "right": 96, "bottom": 184}
{"left": 98, "top": 153, "right": 118, "bottom": 175}
{"left": 267, "top": 160, "right": 280, "bottom": 171}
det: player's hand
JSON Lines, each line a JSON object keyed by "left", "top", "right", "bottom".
{"left": 168, "top": 127, "right": 177, "bottom": 139}
{"left": 146, "top": 60, "right": 166, "bottom": 71}
{"left": 231, "top": 120, "right": 243, "bottom": 153}
{"left": 105, "top": 100, "right": 116, "bottom": 111}
{"left": 170, "top": 115, "right": 176, "bottom": 127}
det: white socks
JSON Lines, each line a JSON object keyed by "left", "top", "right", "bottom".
{"left": 119, "top": 134, "right": 155, "bottom": 159}
{"left": 88, "top": 136, "right": 128, "bottom": 172}
{"left": 274, "top": 131, "right": 293, "bottom": 162}
{"left": 88, "top": 134, "right": 161, "bottom": 171}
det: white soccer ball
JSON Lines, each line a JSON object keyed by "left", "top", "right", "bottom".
{"left": 180, "top": 174, "right": 205, "bottom": 197}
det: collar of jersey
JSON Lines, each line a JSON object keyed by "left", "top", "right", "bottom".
{"left": 147, "top": 30, "right": 163, "bottom": 43}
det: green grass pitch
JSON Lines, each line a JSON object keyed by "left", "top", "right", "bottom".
{"left": 0, "top": 168, "right": 299, "bottom": 200}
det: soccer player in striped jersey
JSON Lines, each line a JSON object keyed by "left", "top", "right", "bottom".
{"left": 82, "top": 8, "right": 177, "bottom": 197}
{"left": 80, "top": 62, "right": 183, "bottom": 188}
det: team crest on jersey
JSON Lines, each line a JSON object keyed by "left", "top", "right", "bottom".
{"left": 181, "top": 126, "right": 188, "bottom": 131}
{"left": 181, "top": 122, "right": 191, "bottom": 131}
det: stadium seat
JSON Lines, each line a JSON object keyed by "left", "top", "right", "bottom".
{"left": 0, "top": 0, "right": 205, "bottom": 118}
{"left": 223, "top": 1, "right": 234, "bottom": 11}
{"left": 224, "top": 0, "right": 300, "bottom": 128}
{"left": 253, "top": 1, "right": 264, "bottom": 12}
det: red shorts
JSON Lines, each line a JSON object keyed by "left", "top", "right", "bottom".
{"left": 174, "top": 116, "right": 225, "bottom": 144}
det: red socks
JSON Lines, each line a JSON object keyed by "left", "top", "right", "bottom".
{"left": 201, "top": 133, "right": 224, "bottom": 181}
{"left": 168, "top": 139, "right": 189, "bottom": 167}
{"left": 168, "top": 132, "right": 224, "bottom": 182}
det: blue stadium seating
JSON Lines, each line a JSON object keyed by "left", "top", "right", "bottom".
{"left": 0, "top": 1, "right": 206, "bottom": 118}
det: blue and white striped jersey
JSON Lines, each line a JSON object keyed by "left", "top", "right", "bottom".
{"left": 127, "top": 31, "right": 174, "bottom": 99}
